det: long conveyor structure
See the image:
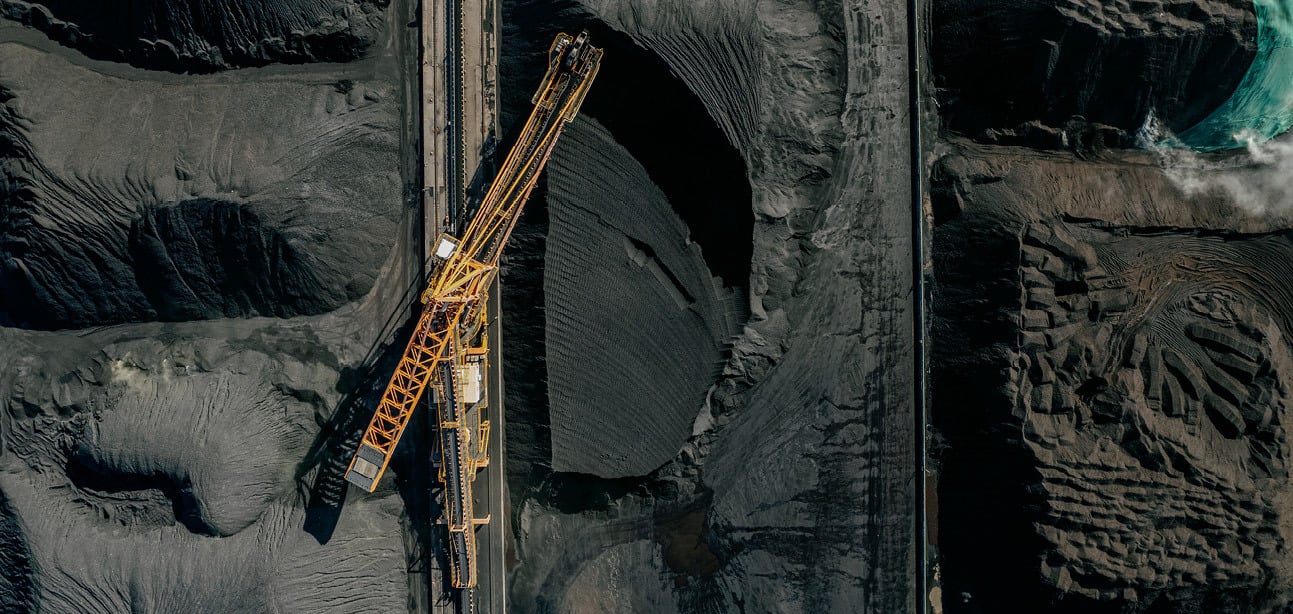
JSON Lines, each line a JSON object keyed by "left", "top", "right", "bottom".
{"left": 344, "top": 31, "right": 602, "bottom": 591}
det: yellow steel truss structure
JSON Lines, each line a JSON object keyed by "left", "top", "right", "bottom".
{"left": 344, "top": 30, "right": 602, "bottom": 590}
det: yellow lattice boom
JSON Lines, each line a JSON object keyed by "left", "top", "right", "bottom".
{"left": 344, "top": 30, "right": 602, "bottom": 590}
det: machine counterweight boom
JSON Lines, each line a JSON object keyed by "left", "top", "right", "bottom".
{"left": 344, "top": 30, "right": 602, "bottom": 591}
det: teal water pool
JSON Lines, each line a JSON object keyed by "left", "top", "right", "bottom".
{"left": 1165, "top": 0, "right": 1293, "bottom": 151}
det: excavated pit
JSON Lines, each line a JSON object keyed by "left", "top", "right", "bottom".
{"left": 499, "top": 0, "right": 751, "bottom": 490}
{"left": 573, "top": 22, "right": 753, "bottom": 288}
{"left": 64, "top": 452, "right": 215, "bottom": 536}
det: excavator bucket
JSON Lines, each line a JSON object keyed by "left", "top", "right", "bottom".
{"left": 342, "top": 28, "right": 602, "bottom": 596}
{"left": 345, "top": 443, "right": 389, "bottom": 491}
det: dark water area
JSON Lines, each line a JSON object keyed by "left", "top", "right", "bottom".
{"left": 1168, "top": 0, "right": 1293, "bottom": 150}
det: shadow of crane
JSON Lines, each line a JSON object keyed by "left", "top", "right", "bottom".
{"left": 296, "top": 250, "right": 431, "bottom": 544}
{"left": 295, "top": 136, "right": 500, "bottom": 547}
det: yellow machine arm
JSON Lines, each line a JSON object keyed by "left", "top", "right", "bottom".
{"left": 344, "top": 31, "right": 602, "bottom": 590}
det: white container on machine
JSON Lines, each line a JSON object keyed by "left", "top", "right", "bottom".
{"left": 459, "top": 360, "right": 484, "bottom": 404}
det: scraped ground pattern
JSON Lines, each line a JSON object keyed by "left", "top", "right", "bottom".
{"left": 544, "top": 117, "right": 745, "bottom": 478}
{"left": 0, "top": 2, "right": 415, "bottom": 611}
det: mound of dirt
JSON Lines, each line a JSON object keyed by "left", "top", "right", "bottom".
{"left": 0, "top": 1, "right": 418, "bottom": 610}
{"left": 0, "top": 0, "right": 390, "bottom": 72}
{"left": 0, "top": 42, "right": 398, "bottom": 329}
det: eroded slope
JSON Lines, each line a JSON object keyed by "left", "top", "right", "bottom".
{"left": 1, "top": 0, "right": 389, "bottom": 71}
{"left": 934, "top": 0, "right": 1257, "bottom": 144}
{"left": 931, "top": 142, "right": 1293, "bottom": 612}
{"left": 544, "top": 116, "right": 745, "bottom": 478}
{"left": 0, "top": 1, "right": 422, "bottom": 611}
{"left": 0, "top": 42, "right": 398, "bottom": 329}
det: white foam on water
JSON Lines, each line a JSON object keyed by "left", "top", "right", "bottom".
{"left": 1140, "top": 112, "right": 1293, "bottom": 215}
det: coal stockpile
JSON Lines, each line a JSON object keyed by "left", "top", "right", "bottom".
{"left": 0, "top": 0, "right": 1083, "bottom": 609}
{"left": 1, "top": 0, "right": 390, "bottom": 71}
{"left": 0, "top": 1, "right": 412, "bottom": 611}
{"left": 498, "top": 0, "right": 919, "bottom": 611}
